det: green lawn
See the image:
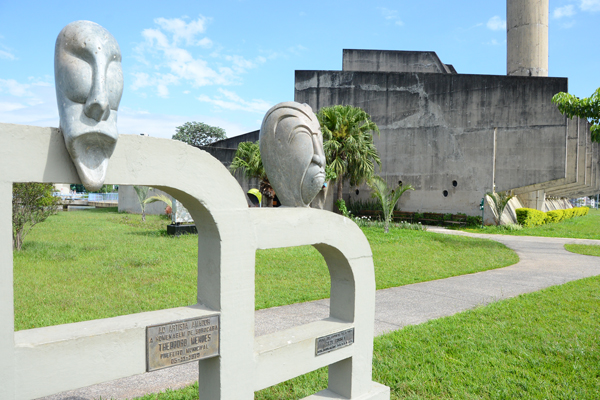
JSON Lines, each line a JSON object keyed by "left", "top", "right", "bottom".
{"left": 135, "top": 275, "right": 600, "bottom": 400}
{"left": 565, "top": 244, "right": 600, "bottom": 257}
{"left": 13, "top": 208, "right": 517, "bottom": 330}
{"left": 464, "top": 208, "right": 600, "bottom": 240}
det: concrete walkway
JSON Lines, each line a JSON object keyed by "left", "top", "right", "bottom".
{"left": 40, "top": 229, "right": 600, "bottom": 400}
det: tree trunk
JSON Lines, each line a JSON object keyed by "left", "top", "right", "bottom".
{"left": 14, "top": 230, "right": 22, "bottom": 251}
{"left": 265, "top": 196, "right": 273, "bottom": 207}
{"left": 336, "top": 178, "right": 343, "bottom": 202}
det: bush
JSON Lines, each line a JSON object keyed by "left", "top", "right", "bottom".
{"left": 573, "top": 206, "right": 589, "bottom": 217}
{"left": 563, "top": 208, "right": 575, "bottom": 220}
{"left": 12, "top": 183, "right": 62, "bottom": 250}
{"left": 466, "top": 215, "right": 482, "bottom": 227}
{"left": 500, "top": 223, "right": 523, "bottom": 231}
{"left": 545, "top": 210, "right": 564, "bottom": 223}
{"left": 347, "top": 199, "right": 382, "bottom": 215}
{"left": 516, "top": 208, "right": 547, "bottom": 227}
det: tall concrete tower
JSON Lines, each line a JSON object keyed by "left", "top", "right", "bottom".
{"left": 507, "top": 0, "right": 549, "bottom": 76}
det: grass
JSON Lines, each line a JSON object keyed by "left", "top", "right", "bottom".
{"left": 135, "top": 275, "right": 600, "bottom": 400}
{"left": 463, "top": 208, "right": 600, "bottom": 240}
{"left": 565, "top": 244, "right": 600, "bottom": 257}
{"left": 13, "top": 208, "right": 517, "bottom": 331}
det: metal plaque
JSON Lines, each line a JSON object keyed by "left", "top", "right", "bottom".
{"left": 315, "top": 328, "right": 354, "bottom": 356}
{"left": 146, "top": 315, "right": 219, "bottom": 372}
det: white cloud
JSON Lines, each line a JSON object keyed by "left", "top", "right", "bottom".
{"left": 486, "top": 16, "right": 506, "bottom": 31}
{"left": 0, "top": 78, "right": 49, "bottom": 100}
{"left": 132, "top": 15, "right": 267, "bottom": 97}
{"left": 580, "top": 0, "right": 600, "bottom": 11}
{"left": 197, "top": 88, "right": 271, "bottom": 114}
{"left": 0, "top": 39, "right": 16, "bottom": 60}
{"left": 154, "top": 15, "right": 210, "bottom": 46}
{"left": 378, "top": 7, "right": 404, "bottom": 26}
{"left": 0, "top": 101, "right": 26, "bottom": 112}
{"left": 554, "top": 5, "right": 576, "bottom": 18}
{"left": 0, "top": 49, "right": 16, "bottom": 60}
{"left": 0, "top": 78, "right": 58, "bottom": 127}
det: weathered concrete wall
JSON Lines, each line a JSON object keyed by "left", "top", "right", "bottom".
{"left": 546, "top": 126, "right": 599, "bottom": 198}
{"left": 342, "top": 49, "right": 456, "bottom": 74}
{"left": 295, "top": 68, "right": 569, "bottom": 215}
{"left": 507, "top": 0, "right": 549, "bottom": 77}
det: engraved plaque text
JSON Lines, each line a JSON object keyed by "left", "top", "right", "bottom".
{"left": 315, "top": 328, "right": 354, "bottom": 356}
{"left": 146, "top": 315, "right": 219, "bottom": 371}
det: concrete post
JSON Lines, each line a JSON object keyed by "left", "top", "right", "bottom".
{"left": 0, "top": 182, "right": 15, "bottom": 399}
{"left": 507, "top": 0, "right": 549, "bottom": 77}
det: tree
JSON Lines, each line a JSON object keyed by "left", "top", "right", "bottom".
{"left": 317, "top": 105, "right": 381, "bottom": 203}
{"left": 552, "top": 88, "right": 600, "bottom": 142}
{"left": 12, "top": 183, "right": 62, "bottom": 250}
{"left": 486, "top": 191, "right": 514, "bottom": 226}
{"left": 230, "top": 141, "right": 275, "bottom": 207}
{"left": 133, "top": 186, "right": 150, "bottom": 222}
{"left": 368, "top": 176, "right": 414, "bottom": 233}
{"left": 172, "top": 122, "right": 227, "bottom": 147}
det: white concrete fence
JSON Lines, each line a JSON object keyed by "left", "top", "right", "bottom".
{"left": 0, "top": 123, "right": 389, "bottom": 400}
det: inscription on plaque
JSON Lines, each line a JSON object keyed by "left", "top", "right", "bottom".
{"left": 315, "top": 328, "right": 354, "bottom": 356}
{"left": 146, "top": 315, "right": 219, "bottom": 372}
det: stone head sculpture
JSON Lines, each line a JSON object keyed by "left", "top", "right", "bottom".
{"left": 55, "top": 21, "right": 123, "bottom": 191}
{"left": 260, "top": 102, "right": 326, "bottom": 207}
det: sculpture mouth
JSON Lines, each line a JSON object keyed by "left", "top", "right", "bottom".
{"left": 69, "top": 132, "right": 117, "bottom": 191}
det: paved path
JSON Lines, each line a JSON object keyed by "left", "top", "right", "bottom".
{"left": 40, "top": 229, "right": 600, "bottom": 400}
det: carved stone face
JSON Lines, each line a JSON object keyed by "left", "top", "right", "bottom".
{"left": 55, "top": 21, "right": 123, "bottom": 191}
{"left": 260, "top": 102, "right": 326, "bottom": 207}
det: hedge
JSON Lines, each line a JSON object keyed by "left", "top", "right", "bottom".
{"left": 545, "top": 210, "right": 563, "bottom": 223}
{"left": 516, "top": 208, "right": 547, "bottom": 227}
{"left": 516, "top": 206, "right": 589, "bottom": 227}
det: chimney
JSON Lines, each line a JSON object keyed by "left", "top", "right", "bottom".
{"left": 507, "top": 0, "right": 548, "bottom": 76}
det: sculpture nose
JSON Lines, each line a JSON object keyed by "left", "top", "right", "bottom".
{"left": 312, "top": 153, "right": 325, "bottom": 168}
{"left": 312, "top": 135, "right": 326, "bottom": 168}
{"left": 84, "top": 72, "right": 110, "bottom": 122}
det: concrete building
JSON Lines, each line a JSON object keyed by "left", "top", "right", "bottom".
{"left": 294, "top": 48, "right": 598, "bottom": 218}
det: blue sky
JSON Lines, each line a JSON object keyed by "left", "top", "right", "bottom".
{"left": 0, "top": 0, "right": 598, "bottom": 139}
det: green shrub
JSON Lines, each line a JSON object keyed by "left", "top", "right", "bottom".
{"left": 563, "top": 208, "right": 575, "bottom": 220}
{"left": 500, "top": 223, "right": 523, "bottom": 231}
{"left": 335, "top": 199, "right": 351, "bottom": 218}
{"left": 516, "top": 208, "right": 546, "bottom": 227}
{"left": 347, "top": 198, "right": 382, "bottom": 215}
{"left": 545, "top": 210, "right": 564, "bottom": 223}
{"left": 466, "top": 215, "right": 482, "bottom": 227}
{"left": 575, "top": 206, "right": 589, "bottom": 217}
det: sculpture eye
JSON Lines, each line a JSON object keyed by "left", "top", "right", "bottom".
{"left": 106, "top": 61, "right": 123, "bottom": 110}
{"left": 58, "top": 52, "right": 92, "bottom": 104}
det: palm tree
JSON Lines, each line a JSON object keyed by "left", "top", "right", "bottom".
{"left": 230, "top": 141, "right": 275, "bottom": 207}
{"left": 317, "top": 105, "right": 381, "bottom": 203}
{"left": 368, "top": 176, "right": 414, "bottom": 233}
{"left": 133, "top": 185, "right": 150, "bottom": 222}
{"left": 486, "top": 191, "right": 514, "bottom": 226}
